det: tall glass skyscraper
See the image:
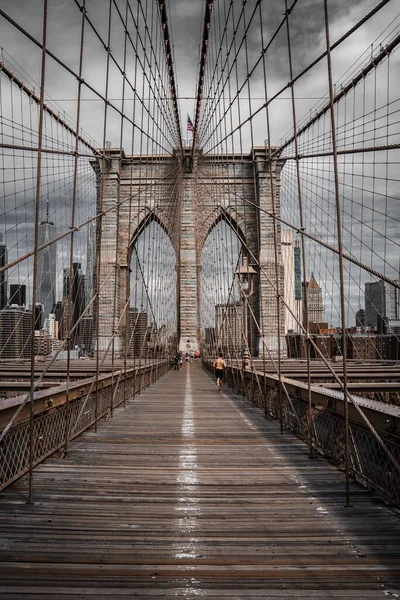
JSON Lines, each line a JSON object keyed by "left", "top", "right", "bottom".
{"left": 85, "top": 222, "right": 95, "bottom": 315}
{"left": 36, "top": 197, "right": 56, "bottom": 319}
{"left": 281, "top": 230, "right": 303, "bottom": 333}
{"left": 0, "top": 232, "right": 7, "bottom": 309}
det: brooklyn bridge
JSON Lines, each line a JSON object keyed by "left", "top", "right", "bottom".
{"left": 0, "top": 0, "right": 400, "bottom": 597}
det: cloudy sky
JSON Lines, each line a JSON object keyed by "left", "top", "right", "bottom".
{"left": 0, "top": 0, "right": 399, "bottom": 330}
{"left": 1, "top": 0, "right": 398, "bottom": 142}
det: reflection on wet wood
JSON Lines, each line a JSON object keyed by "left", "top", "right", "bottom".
{"left": 1, "top": 364, "right": 399, "bottom": 598}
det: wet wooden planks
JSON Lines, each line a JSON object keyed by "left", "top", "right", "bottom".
{"left": 0, "top": 364, "right": 400, "bottom": 599}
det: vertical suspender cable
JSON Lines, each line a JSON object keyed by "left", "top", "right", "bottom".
{"left": 95, "top": 0, "right": 113, "bottom": 432}
{"left": 323, "top": 0, "right": 351, "bottom": 507}
{"left": 284, "top": 0, "right": 313, "bottom": 454}
{"left": 110, "top": 0, "right": 129, "bottom": 419}
{"left": 64, "top": 0, "right": 86, "bottom": 456}
{"left": 28, "top": 0, "right": 48, "bottom": 504}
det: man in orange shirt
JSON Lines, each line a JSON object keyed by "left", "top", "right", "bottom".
{"left": 213, "top": 352, "right": 226, "bottom": 391}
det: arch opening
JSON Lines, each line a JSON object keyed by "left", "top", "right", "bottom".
{"left": 128, "top": 220, "right": 178, "bottom": 360}
{"left": 199, "top": 219, "right": 244, "bottom": 358}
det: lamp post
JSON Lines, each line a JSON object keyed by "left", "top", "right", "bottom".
{"left": 235, "top": 256, "right": 256, "bottom": 370}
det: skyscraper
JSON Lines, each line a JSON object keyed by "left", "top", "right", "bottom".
{"left": 63, "top": 262, "right": 86, "bottom": 345}
{"left": 72, "top": 263, "right": 86, "bottom": 337}
{"left": 365, "top": 279, "right": 400, "bottom": 330}
{"left": 35, "top": 303, "right": 44, "bottom": 330}
{"left": 215, "top": 301, "right": 243, "bottom": 354}
{"left": 76, "top": 315, "right": 93, "bottom": 355}
{"left": 303, "top": 273, "right": 325, "bottom": 326}
{"left": 85, "top": 222, "right": 95, "bottom": 315}
{"left": 36, "top": 196, "right": 57, "bottom": 318}
{"left": 0, "top": 232, "right": 8, "bottom": 309}
{"left": 281, "top": 230, "right": 302, "bottom": 333}
{"left": 9, "top": 284, "right": 26, "bottom": 307}
{"left": 294, "top": 241, "right": 302, "bottom": 303}
{"left": 355, "top": 308, "right": 366, "bottom": 328}
{"left": 54, "top": 299, "right": 70, "bottom": 341}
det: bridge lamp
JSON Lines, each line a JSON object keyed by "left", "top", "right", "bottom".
{"left": 235, "top": 256, "right": 256, "bottom": 370}
{"left": 235, "top": 256, "right": 256, "bottom": 298}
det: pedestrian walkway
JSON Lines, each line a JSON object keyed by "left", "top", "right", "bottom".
{"left": 0, "top": 364, "right": 399, "bottom": 598}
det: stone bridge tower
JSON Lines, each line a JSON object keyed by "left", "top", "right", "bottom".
{"left": 92, "top": 147, "right": 285, "bottom": 358}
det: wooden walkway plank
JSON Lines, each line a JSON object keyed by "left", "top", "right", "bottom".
{"left": 0, "top": 364, "right": 400, "bottom": 598}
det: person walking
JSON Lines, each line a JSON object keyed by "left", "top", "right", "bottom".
{"left": 213, "top": 352, "right": 226, "bottom": 391}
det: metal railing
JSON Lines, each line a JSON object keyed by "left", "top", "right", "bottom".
{"left": 207, "top": 362, "right": 400, "bottom": 507}
{"left": 0, "top": 360, "right": 170, "bottom": 491}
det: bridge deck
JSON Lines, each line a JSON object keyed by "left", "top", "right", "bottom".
{"left": 0, "top": 365, "right": 399, "bottom": 598}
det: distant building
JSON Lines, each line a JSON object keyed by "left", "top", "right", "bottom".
{"left": 0, "top": 232, "right": 8, "bottom": 309}
{"left": 286, "top": 332, "right": 335, "bottom": 360}
{"left": 36, "top": 197, "right": 57, "bottom": 318}
{"left": 51, "top": 338, "right": 60, "bottom": 354}
{"left": 71, "top": 263, "right": 86, "bottom": 343}
{"left": 281, "top": 230, "right": 302, "bottom": 333}
{"left": 313, "top": 334, "right": 333, "bottom": 360}
{"left": 63, "top": 263, "right": 86, "bottom": 345}
{"left": 294, "top": 242, "right": 302, "bottom": 303}
{"left": 85, "top": 222, "right": 95, "bottom": 315}
{"left": 365, "top": 279, "right": 400, "bottom": 330}
{"left": 43, "top": 313, "right": 58, "bottom": 339}
{"left": 9, "top": 284, "right": 26, "bottom": 307}
{"left": 35, "top": 303, "right": 44, "bottom": 331}
{"left": 77, "top": 315, "right": 94, "bottom": 355}
{"left": 54, "top": 299, "right": 70, "bottom": 341}
{"left": 286, "top": 332, "right": 400, "bottom": 361}
{"left": 347, "top": 335, "right": 377, "bottom": 361}
{"left": 376, "top": 335, "right": 400, "bottom": 361}
{"left": 34, "top": 330, "right": 52, "bottom": 357}
{"left": 215, "top": 301, "right": 243, "bottom": 355}
{"left": 386, "top": 319, "right": 400, "bottom": 335}
{"left": 302, "top": 273, "right": 325, "bottom": 327}
{"left": 309, "top": 322, "right": 329, "bottom": 334}
{"left": 355, "top": 308, "right": 366, "bottom": 328}
{"left": 129, "top": 308, "right": 148, "bottom": 357}
{"left": 286, "top": 332, "right": 306, "bottom": 359}
{"left": 54, "top": 300, "right": 64, "bottom": 336}
{"left": 0, "top": 306, "right": 32, "bottom": 360}
{"left": 62, "top": 268, "right": 69, "bottom": 300}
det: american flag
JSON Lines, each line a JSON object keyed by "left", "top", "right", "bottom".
{"left": 187, "top": 115, "right": 194, "bottom": 132}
